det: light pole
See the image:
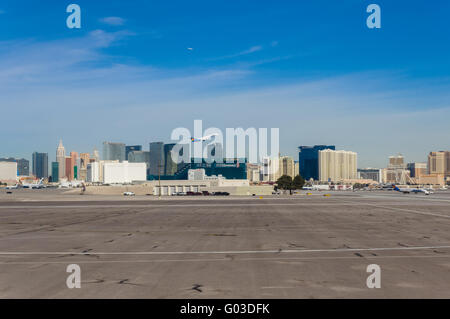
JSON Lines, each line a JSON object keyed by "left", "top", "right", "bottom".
{"left": 158, "top": 160, "right": 162, "bottom": 199}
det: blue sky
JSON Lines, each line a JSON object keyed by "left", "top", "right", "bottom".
{"left": 0, "top": 0, "right": 449, "bottom": 167}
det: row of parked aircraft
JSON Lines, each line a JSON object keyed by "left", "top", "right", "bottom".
{"left": 3, "top": 179, "right": 84, "bottom": 190}
{"left": 4, "top": 178, "right": 45, "bottom": 189}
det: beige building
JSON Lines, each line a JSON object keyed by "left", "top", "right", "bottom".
{"left": 279, "top": 156, "right": 295, "bottom": 178}
{"left": 382, "top": 168, "right": 411, "bottom": 184}
{"left": 294, "top": 162, "right": 299, "bottom": 177}
{"left": 246, "top": 163, "right": 261, "bottom": 183}
{"left": 0, "top": 161, "right": 17, "bottom": 183}
{"left": 407, "top": 162, "right": 427, "bottom": 178}
{"left": 389, "top": 155, "right": 405, "bottom": 168}
{"left": 383, "top": 154, "right": 411, "bottom": 184}
{"left": 78, "top": 153, "right": 90, "bottom": 181}
{"left": 428, "top": 151, "right": 450, "bottom": 177}
{"left": 261, "top": 155, "right": 295, "bottom": 182}
{"left": 318, "top": 149, "right": 357, "bottom": 182}
{"left": 417, "top": 174, "right": 445, "bottom": 186}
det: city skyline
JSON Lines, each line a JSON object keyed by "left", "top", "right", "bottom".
{"left": 1, "top": 1, "right": 450, "bottom": 167}
{"left": 2, "top": 136, "right": 449, "bottom": 171}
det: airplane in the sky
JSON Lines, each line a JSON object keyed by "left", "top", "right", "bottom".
{"left": 191, "top": 133, "right": 219, "bottom": 142}
{"left": 393, "top": 185, "right": 430, "bottom": 195}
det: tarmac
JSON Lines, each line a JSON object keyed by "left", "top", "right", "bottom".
{"left": 0, "top": 189, "right": 449, "bottom": 298}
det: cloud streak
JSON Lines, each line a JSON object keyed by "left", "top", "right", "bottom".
{"left": 100, "top": 16, "right": 126, "bottom": 26}
{"left": 207, "top": 45, "right": 263, "bottom": 61}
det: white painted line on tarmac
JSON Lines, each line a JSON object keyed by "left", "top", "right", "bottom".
{"left": 0, "top": 254, "right": 449, "bottom": 265}
{"left": 1, "top": 245, "right": 450, "bottom": 256}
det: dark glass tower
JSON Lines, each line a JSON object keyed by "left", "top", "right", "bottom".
{"left": 125, "top": 145, "right": 142, "bottom": 160}
{"left": 51, "top": 162, "right": 59, "bottom": 182}
{"left": 298, "top": 145, "right": 335, "bottom": 181}
{"left": 32, "top": 152, "right": 48, "bottom": 179}
{"left": 149, "top": 142, "right": 165, "bottom": 176}
{"left": 164, "top": 143, "right": 178, "bottom": 176}
{"left": 102, "top": 142, "right": 126, "bottom": 161}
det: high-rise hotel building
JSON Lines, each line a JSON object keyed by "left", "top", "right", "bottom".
{"left": 428, "top": 151, "right": 450, "bottom": 178}
{"left": 318, "top": 149, "right": 357, "bottom": 182}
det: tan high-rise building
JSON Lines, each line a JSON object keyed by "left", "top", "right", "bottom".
{"left": 261, "top": 156, "right": 296, "bottom": 182}
{"left": 389, "top": 155, "right": 405, "bottom": 168}
{"left": 428, "top": 151, "right": 450, "bottom": 177}
{"left": 56, "top": 140, "right": 66, "bottom": 181}
{"left": 246, "top": 163, "right": 261, "bottom": 183}
{"left": 384, "top": 154, "right": 410, "bottom": 184}
{"left": 79, "top": 153, "right": 90, "bottom": 181}
{"left": 80, "top": 153, "right": 90, "bottom": 169}
{"left": 318, "top": 149, "right": 357, "bottom": 182}
{"left": 279, "top": 156, "right": 295, "bottom": 178}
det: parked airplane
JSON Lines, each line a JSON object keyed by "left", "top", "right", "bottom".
{"left": 191, "top": 133, "right": 219, "bottom": 142}
{"left": 21, "top": 178, "right": 45, "bottom": 189}
{"left": 59, "top": 180, "right": 84, "bottom": 188}
{"left": 393, "top": 185, "right": 430, "bottom": 195}
{"left": 3, "top": 184, "right": 19, "bottom": 190}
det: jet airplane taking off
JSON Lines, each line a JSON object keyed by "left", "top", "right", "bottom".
{"left": 191, "top": 133, "right": 219, "bottom": 142}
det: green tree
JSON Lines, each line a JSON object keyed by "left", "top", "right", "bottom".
{"left": 276, "top": 175, "right": 293, "bottom": 193}
{"left": 292, "top": 175, "right": 305, "bottom": 190}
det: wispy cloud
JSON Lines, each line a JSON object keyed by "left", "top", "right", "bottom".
{"left": 100, "top": 16, "right": 126, "bottom": 26}
{"left": 208, "top": 45, "right": 263, "bottom": 61}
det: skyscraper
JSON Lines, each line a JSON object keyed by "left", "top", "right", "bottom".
{"left": 17, "top": 158, "right": 29, "bottom": 176}
{"left": 298, "top": 145, "right": 335, "bottom": 181}
{"left": 51, "top": 162, "right": 59, "bottom": 183}
{"left": 80, "top": 153, "right": 90, "bottom": 169}
{"left": 103, "top": 142, "right": 126, "bottom": 161}
{"left": 56, "top": 139, "right": 66, "bottom": 181}
{"left": 125, "top": 145, "right": 142, "bottom": 160}
{"left": 280, "top": 156, "right": 295, "bottom": 178}
{"left": 149, "top": 142, "right": 165, "bottom": 176}
{"left": 79, "top": 153, "right": 90, "bottom": 181}
{"left": 428, "top": 151, "right": 450, "bottom": 177}
{"left": 164, "top": 143, "right": 178, "bottom": 176}
{"left": 65, "top": 157, "right": 74, "bottom": 181}
{"left": 32, "top": 152, "right": 48, "bottom": 179}
{"left": 318, "top": 149, "right": 357, "bottom": 182}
